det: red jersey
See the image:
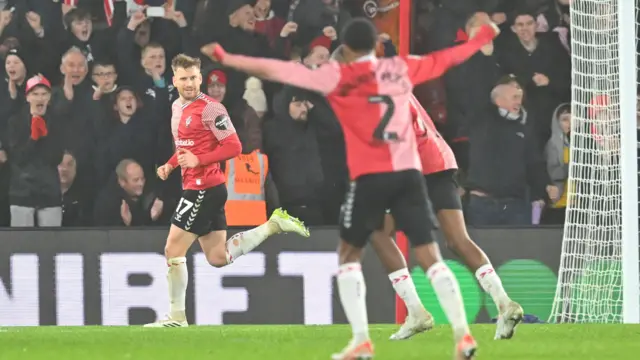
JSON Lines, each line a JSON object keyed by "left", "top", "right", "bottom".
{"left": 222, "top": 25, "right": 495, "bottom": 180}
{"left": 167, "top": 93, "right": 242, "bottom": 190}
{"left": 409, "top": 94, "right": 457, "bottom": 174}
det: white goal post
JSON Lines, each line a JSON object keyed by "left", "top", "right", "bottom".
{"left": 550, "top": 0, "right": 639, "bottom": 323}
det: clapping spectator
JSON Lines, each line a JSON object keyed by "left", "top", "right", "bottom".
{"left": 91, "top": 60, "right": 120, "bottom": 116}
{"left": 7, "top": 75, "right": 70, "bottom": 227}
{"left": 93, "top": 159, "right": 166, "bottom": 226}
{"left": 51, "top": 48, "right": 103, "bottom": 195}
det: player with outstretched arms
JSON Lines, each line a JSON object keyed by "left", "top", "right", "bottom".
{"left": 144, "top": 54, "right": 310, "bottom": 328}
{"left": 327, "top": 34, "right": 522, "bottom": 343}
{"left": 203, "top": 16, "right": 499, "bottom": 359}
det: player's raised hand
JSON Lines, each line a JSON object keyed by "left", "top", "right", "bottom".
{"left": 201, "top": 43, "right": 226, "bottom": 63}
{"left": 469, "top": 12, "right": 500, "bottom": 37}
{"left": 157, "top": 163, "right": 174, "bottom": 181}
{"left": 177, "top": 148, "right": 200, "bottom": 168}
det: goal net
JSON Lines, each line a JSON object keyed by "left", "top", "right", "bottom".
{"left": 549, "top": 0, "right": 639, "bottom": 323}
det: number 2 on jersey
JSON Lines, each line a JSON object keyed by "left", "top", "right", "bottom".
{"left": 369, "top": 95, "right": 399, "bottom": 142}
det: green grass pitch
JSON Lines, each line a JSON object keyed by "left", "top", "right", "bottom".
{"left": 1, "top": 324, "right": 640, "bottom": 359}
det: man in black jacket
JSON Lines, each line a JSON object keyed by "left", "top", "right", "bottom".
{"left": 7, "top": 74, "right": 72, "bottom": 227}
{"left": 264, "top": 88, "right": 324, "bottom": 225}
{"left": 93, "top": 159, "right": 166, "bottom": 227}
{"left": 466, "top": 79, "right": 558, "bottom": 226}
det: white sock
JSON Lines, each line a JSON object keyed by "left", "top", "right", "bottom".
{"left": 337, "top": 263, "right": 369, "bottom": 343}
{"left": 388, "top": 268, "right": 424, "bottom": 317}
{"left": 225, "top": 222, "right": 276, "bottom": 263}
{"left": 427, "top": 262, "right": 469, "bottom": 340}
{"left": 167, "top": 257, "right": 187, "bottom": 320}
{"left": 475, "top": 264, "right": 510, "bottom": 311}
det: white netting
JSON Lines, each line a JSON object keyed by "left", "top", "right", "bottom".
{"left": 549, "top": 0, "right": 638, "bottom": 323}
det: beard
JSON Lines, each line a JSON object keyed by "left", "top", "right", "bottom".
{"left": 179, "top": 88, "right": 199, "bottom": 101}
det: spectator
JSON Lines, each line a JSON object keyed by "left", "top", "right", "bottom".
{"left": 204, "top": 68, "right": 265, "bottom": 142}
{"left": 254, "top": 0, "right": 287, "bottom": 50}
{"left": 243, "top": 76, "right": 268, "bottom": 118}
{"left": 2, "top": 48, "right": 28, "bottom": 120}
{"left": 7, "top": 75, "right": 70, "bottom": 227}
{"left": 302, "top": 34, "right": 333, "bottom": 68}
{"left": 203, "top": 0, "right": 283, "bottom": 110}
{"left": 92, "top": 61, "right": 118, "bottom": 96}
{"left": 224, "top": 105, "right": 280, "bottom": 226}
{"left": 496, "top": 10, "right": 571, "bottom": 147}
{"left": 59, "top": 150, "right": 89, "bottom": 227}
{"left": 543, "top": 102, "right": 570, "bottom": 225}
{"left": 437, "top": 13, "right": 503, "bottom": 175}
{"left": 91, "top": 60, "right": 119, "bottom": 116}
{"left": 61, "top": 8, "right": 114, "bottom": 68}
{"left": 94, "top": 86, "right": 156, "bottom": 186}
{"left": 51, "top": 47, "right": 103, "bottom": 193}
{"left": 466, "top": 79, "right": 556, "bottom": 226}
{"left": 288, "top": 0, "right": 351, "bottom": 47}
{"left": 93, "top": 159, "right": 166, "bottom": 226}
{"left": 264, "top": 88, "right": 324, "bottom": 225}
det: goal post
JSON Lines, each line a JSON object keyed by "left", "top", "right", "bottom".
{"left": 550, "top": 0, "right": 639, "bottom": 324}
{"left": 617, "top": 0, "right": 639, "bottom": 325}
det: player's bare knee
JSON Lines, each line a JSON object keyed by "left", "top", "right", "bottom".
{"left": 205, "top": 251, "right": 228, "bottom": 268}
{"left": 165, "top": 244, "right": 184, "bottom": 259}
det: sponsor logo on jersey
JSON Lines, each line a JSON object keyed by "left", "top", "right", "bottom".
{"left": 215, "top": 115, "right": 230, "bottom": 130}
{"left": 185, "top": 116, "right": 192, "bottom": 127}
{"left": 175, "top": 139, "right": 194, "bottom": 147}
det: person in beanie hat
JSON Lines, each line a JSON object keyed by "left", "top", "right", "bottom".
{"left": 243, "top": 76, "right": 267, "bottom": 118}
{"left": 5, "top": 74, "right": 73, "bottom": 227}
{"left": 205, "top": 69, "right": 228, "bottom": 102}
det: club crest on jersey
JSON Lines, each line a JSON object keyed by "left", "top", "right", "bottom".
{"left": 215, "top": 115, "right": 230, "bottom": 130}
{"left": 185, "top": 116, "right": 192, "bottom": 127}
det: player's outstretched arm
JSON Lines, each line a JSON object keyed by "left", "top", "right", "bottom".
{"left": 201, "top": 43, "right": 340, "bottom": 95}
{"left": 405, "top": 13, "right": 499, "bottom": 85}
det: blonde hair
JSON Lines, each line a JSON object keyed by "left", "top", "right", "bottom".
{"left": 171, "top": 54, "right": 201, "bottom": 72}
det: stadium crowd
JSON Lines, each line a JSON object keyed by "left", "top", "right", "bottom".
{"left": 0, "top": 0, "right": 574, "bottom": 229}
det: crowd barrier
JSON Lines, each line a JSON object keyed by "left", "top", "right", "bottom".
{"left": 0, "top": 227, "right": 562, "bottom": 326}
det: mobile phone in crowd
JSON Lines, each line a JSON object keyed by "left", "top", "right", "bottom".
{"left": 145, "top": 6, "right": 165, "bottom": 18}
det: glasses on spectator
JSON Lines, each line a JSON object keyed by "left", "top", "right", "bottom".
{"left": 93, "top": 72, "right": 116, "bottom": 77}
